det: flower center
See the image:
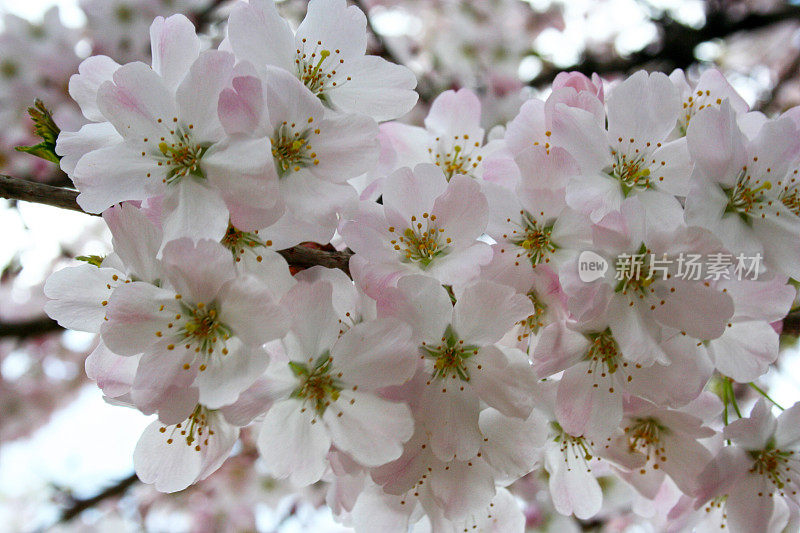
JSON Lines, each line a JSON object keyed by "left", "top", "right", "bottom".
{"left": 422, "top": 325, "right": 479, "bottom": 381}
{"left": 159, "top": 404, "right": 216, "bottom": 452}
{"left": 610, "top": 152, "right": 652, "bottom": 195}
{"left": 552, "top": 422, "right": 596, "bottom": 467}
{"left": 517, "top": 291, "right": 547, "bottom": 346}
{"left": 749, "top": 446, "right": 796, "bottom": 492}
{"left": 779, "top": 186, "right": 800, "bottom": 217}
{"left": 270, "top": 121, "right": 319, "bottom": 177}
{"left": 625, "top": 417, "right": 668, "bottom": 467}
{"left": 389, "top": 213, "right": 451, "bottom": 267}
{"left": 725, "top": 168, "right": 772, "bottom": 218}
{"left": 163, "top": 300, "right": 232, "bottom": 371}
{"left": 294, "top": 41, "right": 350, "bottom": 104}
{"left": 507, "top": 210, "right": 556, "bottom": 267}
{"left": 221, "top": 223, "right": 271, "bottom": 261}
{"left": 584, "top": 330, "right": 637, "bottom": 392}
{"left": 289, "top": 352, "right": 343, "bottom": 416}
{"left": 431, "top": 136, "right": 483, "bottom": 180}
{"left": 156, "top": 127, "right": 208, "bottom": 185}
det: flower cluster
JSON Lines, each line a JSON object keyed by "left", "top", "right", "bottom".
{"left": 43, "top": 1, "right": 800, "bottom": 531}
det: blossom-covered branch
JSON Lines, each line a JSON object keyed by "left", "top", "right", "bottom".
{"left": 0, "top": 175, "right": 352, "bottom": 273}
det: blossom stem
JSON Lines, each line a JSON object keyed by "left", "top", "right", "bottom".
{"left": 749, "top": 382, "right": 785, "bottom": 410}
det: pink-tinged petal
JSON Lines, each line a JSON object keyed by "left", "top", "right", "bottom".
{"left": 453, "top": 281, "right": 533, "bottom": 345}
{"left": 296, "top": 0, "right": 367, "bottom": 57}
{"left": 469, "top": 346, "right": 537, "bottom": 419}
{"left": 160, "top": 178, "right": 229, "bottom": 245}
{"left": 324, "top": 390, "right": 413, "bottom": 467}
{"left": 149, "top": 15, "right": 201, "bottom": 91}
{"left": 130, "top": 343, "right": 196, "bottom": 418}
{"left": 278, "top": 170, "right": 356, "bottom": 229}
{"left": 378, "top": 274, "right": 452, "bottom": 344}
{"left": 479, "top": 409, "right": 548, "bottom": 482}
{"left": 724, "top": 399, "right": 776, "bottom": 449}
{"left": 103, "top": 203, "right": 162, "bottom": 283}
{"left": 263, "top": 66, "right": 325, "bottom": 125}
{"left": 313, "top": 113, "right": 379, "bottom": 182}
{"left": 69, "top": 55, "right": 121, "bottom": 122}
{"left": 85, "top": 341, "right": 138, "bottom": 398}
{"left": 44, "top": 264, "right": 121, "bottom": 332}
{"left": 101, "top": 282, "right": 176, "bottom": 356}
{"left": 608, "top": 300, "right": 668, "bottom": 366}
{"left": 550, "top": 106, "right": 612, "bottom": 173}
{"left": 428, "top": 459, "right": 496, "bottom": 520}
{"left": 424, "top": 89, "right": 483, "bottom": 140}
{"left": 226, "top": 0, "right": 295, "bottom": 72}
{"left": 421, "top": 382, "right": 482, "bottom": 462}
{"left": 724, "top": 277, "right": 795, "bottom": 323}
{"left": 219, "top": 377, "right": 275, "bottom": 427}
{"left": 72, "top": 144, "right": 160, "bottom": 213}
{"left": 753, "top": 202, "right": 800, "bottom": 280}
{"left": 196, "top": 414, "right": 240, "bottom": 482}
{"left": 134, "top": 420, "right": 202, "bottom": 493}
{"left": 331, "top": 319, "right": 416, "bottom": 389}
{"left": 607, "top": 71, "right": 680, "bottom": 147}
{"left": 258, "top": 399, "right": 331, "bottom": 485}
{"left": 649, "top": 137, "right": 692, "bottom": 196}
{"left": 725, "top": 473, "right": 775, "bottom": 533}
{"left": 556, "top": 363, "right": 623, "bottom": 438}
{"left": 660, "top": 433, "right": 713, "bottom": 496}
{"left": 327, "top": 56, "right": 418, "bottom": 122}
{"left": 565, "top": 172, "right": 622, "bottom": 224}
{"left": 281, "top": 280, "right": 341, "bottom": 360}
{"left": 218, "top": 76, "right": 264, "bottom": 135}
{"left": 204, "top": 135, "right": 277, "bottom": 181}
{"left": 694, "top": 446, "right": 751, "bottom": 503}
{"left": 340, "top": 202, "right": 396, "bottom": 262}
{"left": 533, "top": 322, "right": 591, "bottom": 377}
{"left": 515, "top": 145, "right": 577, "bottom": 195}
{"left": 747, "top": 115, "right": 800, "bottom": 182}
{"left": 432, "top": 175, "right": 489, "bottom": 245}
{"left": 546, "top": 444, "right": 602, "bottom": 520}
{"left": 687, "top": 102, "right": 746, "bottom": 185}
{"left": 175, "top": 50, "right": 235, "bottom": 142}
{"left": 195, "top": 341, "right": 269, "bottom": 409}
{"left": 378, "top": 122, "right": 432, "bottom": 172}
{"left": 56, "top": 122, "right": 120, "bottom": 175}
{"left": 776, "top": 402, "right": 800, "bottom": 448}
{"left": 627, "top": 333, "right": 713, "bottom": 407}
{"left": 351, "top": 484, "right": 413, "bottom": 533}
{"left": 218, "top": 275, "right": 289, "bottom": 346}
{"left": 97, "top": 62, "right": 177, "bottom": 142}
{"left": 708, "top": 321, "right": 778, "bottom": 382}
{"left": 425, "top": 242, "right": 493, "bottom": 286}
{"left": 161, "top": 238, "right": 235, "bottom": 304}
{"left": 382, "top": 165, "right": 447, "bottom": 225}
{"left": 651, "top": 278, "right": 734, "bottom": 340}
{"left": 505, "top": 98, "right": 547, "bottom": 156}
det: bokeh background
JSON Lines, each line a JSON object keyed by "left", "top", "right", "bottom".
{"left": 2, "top": 0, "right": 800, "bottom": 531}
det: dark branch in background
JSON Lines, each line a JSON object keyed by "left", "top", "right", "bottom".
{"left": 782, "top": 310, "right": 800, "bottom": 337}
{"left": 0, "top": 174, "right": 353, "bottom": 274}
{"left": 56, "top": 473, "right": 139, "bottom": 524}
{"left": 192, "top": 0, "right": 229, "bottom": 30}
{"left": 0, "top": 316, "right": 62, "bottom": 339}
{"left": 529, "top": 5, "right": 800, "bottom": 87}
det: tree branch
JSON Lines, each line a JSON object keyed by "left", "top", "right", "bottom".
{"left": 0, "top": 316, "right": 63, "bottom": 338}
{"left": 57, "top": 473, "right": 139, "bottom": 523}
{"left": 0, "top": 175, "right": 88, "bottom": 214}
{"left": 0, "top": 175, "right": 353, "bottom": 274}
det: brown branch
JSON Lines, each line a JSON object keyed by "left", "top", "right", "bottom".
{"left": 58, "top": 473, "right": 139, "bottom": 523}
{"left": 0, "top": 175, "right": 88, "bottom": 215}
{"left": 0, "top": 174, "right": 352, "bottom": 273}
{"left": 0, "top": 316, "right": 63, "bottom": 338}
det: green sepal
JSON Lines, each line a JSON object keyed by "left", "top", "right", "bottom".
{"left": 15, "top": 99, "right": 61, "bottom": 164}
{"left": 76, "top": 255, "right": 105, "bottom": 267}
